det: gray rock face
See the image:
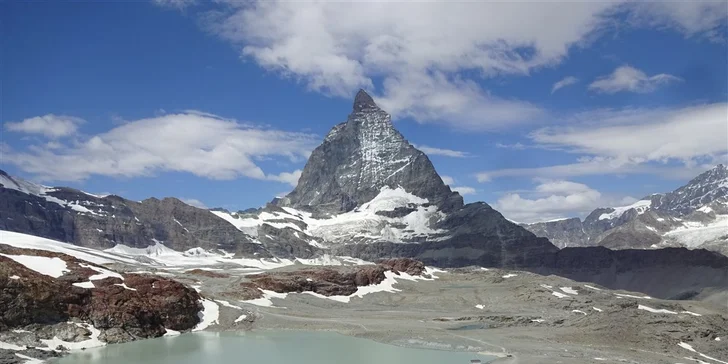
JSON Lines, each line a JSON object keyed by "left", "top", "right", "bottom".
{"left": 0, "top": 172, "right": 269, "bottom": 257}
{"left": 522, "top": 164, "right": 728, "bottom": 255}
{"left": 276, "top": 89, "right": 462, "bottom": 215}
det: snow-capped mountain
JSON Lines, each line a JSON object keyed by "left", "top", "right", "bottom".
{"left": 523, "top": 164, "right": 728, "bottom": 255}
{"left": 2, "top": 91, "right": 726, "bottom": 288}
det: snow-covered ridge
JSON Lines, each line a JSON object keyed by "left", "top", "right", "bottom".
{"left": 211, "top": 186, "right": 448, "bottom": 246}
{"left": 0, "top": 172, "right": 106, "bottom": 216}
{"left": 599, "top": 199, "right": 652, "bottom": 221}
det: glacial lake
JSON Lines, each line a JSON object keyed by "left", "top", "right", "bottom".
{"left": 54, "top": 330, "right": 493, "bottom": 364}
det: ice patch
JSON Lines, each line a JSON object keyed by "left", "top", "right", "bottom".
{"left": 638, "top": 304, "right": 676, "bottom": 314}
{"left": 615, "top": 293, "right": 652, "bottom": 299}
{"left": 0, "top": 254, "right": 69, "bottom": 278}
{"left": 0, "top": 341, "right": 25, "bottom": 350}
{"left": 73, "top": 281, "right": 95, "bottom": 289}
{"left": 192, "top": 299, "right": 219, "bottom": 331}
{"left": 163, "top": 329, "right": 180, "bottom": 337}
{"left": 599, "top": 199, "right": 652, "bottom": 220}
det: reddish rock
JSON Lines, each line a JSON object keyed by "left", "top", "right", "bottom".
{"left": 185, "top": 269, "right": 230, "bottom": 278}
{"left": 247, "top": 265, "right": 387, "bottom": 296}
{"left": 378, "top": 258, "right": 426, "bottom": 276}
{"left": 0, "top": 244, "right": 202, "bottom": 342}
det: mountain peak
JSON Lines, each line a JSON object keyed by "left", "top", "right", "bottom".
{"left": 353, "top": 89, "right": 378, "bottom": 112}
{"left": 276, "top": 90, "right": 462, "bottom": 214}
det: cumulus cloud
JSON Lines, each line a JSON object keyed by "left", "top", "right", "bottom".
{"left": 494, "top": 180, "right": 633, "bottom": 223}
{"left": 267, "top": 169, "right": 302, "bottom": 187}
{"left": 588, "top": 65, "right": 681, "bottom": 94}
{"left": 5, "top": 114, "right": 84, "bottom": 139}
{"left": 477, "top": 103, "right": 728, "bottom": 181}
{"left": 2, "top": 112, "right": 318, "bottom": 183}
{"left": 551, "top": 76, "right": 579, "bottom": 93}
{"left": 415, "top": 145, "right": 470, "bottom": 158}
{"left": 180, "top": 198, "right": 208, "bottom": 209}
{"left": 452, "top": 186, "right": 476, "bottom": 196}
{"left": 195, "top": 2, "right": 725, "bottom": 130}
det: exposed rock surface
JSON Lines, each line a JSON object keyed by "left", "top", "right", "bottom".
{"left": 0, "top": 244, "right": 202, "bottom": 344}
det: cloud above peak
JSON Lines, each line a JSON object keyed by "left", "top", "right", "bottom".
{"left": 2, "top": 112, "right": 317, "bottom": 184}
{"left": 588, "top": 65, "right": 682, "bottom": 94}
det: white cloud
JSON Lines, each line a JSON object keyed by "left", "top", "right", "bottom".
{"left": 152, "top": 0, "right": 196, "bottom": 9}
{"left": 588, "top": 65, "right": 681, "bottom": 94}
{"left": 2, "top": 112, "right": 318, "bottom": 183}
{"left": 415, "top": 145, "right": 470, "bottom": 158}
{"left": 5, "top": 114, "right": 84, "bottom": 138}
{"left": 494, "top": 179, "right": 635, "bottom": 223}
{"left": 205, "top": 1, "right": 619, "bottom": 130}
{"left": 477, "top": 103, "right": 728, "bottom": 181}
{"left": 551, "top": 76, "right": 579, "bottom": 93}
{"left": 267, "top": 169, "right": 302, "bottom": 187}
{"left": 180, "top": 198, "right": 208, "bottom": 209}
{"left": 199, "top": 2, "right": 724, "bottom": 130}
{"left": 440, "top": 175, "right": 455, "bottom": 186}
{"left": 626, "top": 1, "right": 728, "bottom": 40}
{"left": 452, "top": 186, "right": 476, "bottom": 196}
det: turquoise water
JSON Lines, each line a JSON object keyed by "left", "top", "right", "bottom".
{"left": 55, "top": 331, "right": 493, "bottom": 364}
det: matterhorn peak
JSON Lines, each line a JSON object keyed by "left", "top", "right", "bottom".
{"left": 353, "top": 89, "right": 379, "bottom": 112}
{"left": 276, "top": 90, "right": 463, "bottom": 214}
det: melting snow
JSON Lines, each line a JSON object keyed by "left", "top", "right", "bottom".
{"left": 599, "top": 199, "right": 652, "bottom": 220}
{"left": 638, "top": 304, "right": 676, "bottom": 314}
{"left": 192, "top": 299, "right": 219, "bottom": 331}
{"left": 163, "top": 329, "right": 180, "bottom": 337}
{"left": 0, "top": 341, "right": 25, "bottom": 350}
{"left": 615, "top": 293, "right": 652, "bottom": 299}
{"left": 0, "top": 254, "right": 69, "bottom": 278}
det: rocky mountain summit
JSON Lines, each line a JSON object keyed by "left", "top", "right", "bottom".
{"left": 275, "top": 90, "right": 462, "bottom": 215}
{"left": 523, "top": 164, "right": 728, "bottom": 256}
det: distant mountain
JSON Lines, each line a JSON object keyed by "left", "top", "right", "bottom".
{"left": 523, "top": 164, "right": 728, "bottom": 256}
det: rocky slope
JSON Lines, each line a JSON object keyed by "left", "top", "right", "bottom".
{"left": 523, "top": 164, "right": 728, "bottom": 255}
{"left": 0, "top": 243, "right": 203, "bottom": 349}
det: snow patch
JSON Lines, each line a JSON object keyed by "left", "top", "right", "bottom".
{"left": 592, "top": 307, "right": 603, "bottom": 312}
{"left": 234, "top": 314, "right": 248, "bottom": 323}
{"left": 502, "top": 274, "right": 517, "bottom": 278}
{"left": 552, "top": 292, "right": 570, "bottom": 299}
{"left": 9, "top": 275, "right": 20, "bottom": 280}
{"left": 599, "top": 199, "right": 652, "bottom": 220}
{"left": 638, "top": 304, "right": 676, "bottom": 314}
{"left": 0, "top": 254, "right": 69, "bottom": 278}
{"left": 163, "top": 329, "right": 180, "bottom": 337}
{"left": 215, "top": 300, "right": 242, "bottom": 310}
{"left": 72, "top": 281, "right": 95, "bottom": 289}
{"left": 560, "top": 287, "right": 578, "bottom": 295}
{"left": 475, "top": 304, "right": 485, "bottom": 310}
{"left": 572, "top": 310, "right": 587, "bottom": 315}
{"left": 243, "top": 290, "right": 289, "bottom": 307}
{"left": 192, "top": 299, "right": 219, "bottom": 331}
{"left": 615, "top": 293, "right": 652, "bottom": 299}
{"left": 583, "top": 284, "right": 602, "bottom": 291}
{"left": 0, "top": 341, "right": 25, "bottom": 350}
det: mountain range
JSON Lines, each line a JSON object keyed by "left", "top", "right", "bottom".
{"left": 1, "top": 90, "right": 726, "bottom": 301}
{"left": 523, "top": 164, "right": 728, "bottom": 256}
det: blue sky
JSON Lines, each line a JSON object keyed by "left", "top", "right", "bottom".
{"left": 2, "top": 1, "right": 727, "bottom": 222}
